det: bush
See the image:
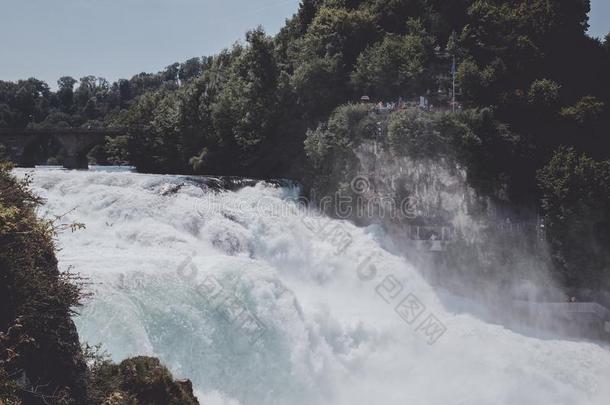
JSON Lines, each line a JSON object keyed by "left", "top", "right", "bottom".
{"left": 304, "top": 124, "right": 333, "bottom": 168}
{"left": 304, "top": 102, "right": 376, "bottom": 168}
{"left": 560, "top": 96, "right": 605, "bottom": 124}
{"left": 527, "top": 79, "right": 561, "bottom": 108}
{"left": 387, "top": 109, "right": 442, "bottom": 158}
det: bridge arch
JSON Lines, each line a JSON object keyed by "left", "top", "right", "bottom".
{"left": 0, "top": 128, "right": 125, "bottom": 169}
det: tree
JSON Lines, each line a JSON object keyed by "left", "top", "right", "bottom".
{"left": 351, "top": 19, "right": 435, "bottom": 99}
{"left": 0, "top": 104, "right": 14, "bottom": 127}
{"left": 163, "top": 63, "right": 180, "bottom": 83}
{"left": 527, "top": 79, "right": 561, "bottom": 109}
{"left": 118, "top": 91, "right": 178, "bottom": 172}
{"left": 75, "top": 76, "right": 97, "bottom": 108}
{"left": 57, "top": 76, "right": 77, "bottom": 113}
{"left": 179, "top": 58, "right": 203, "bottom": 83}
{"left": 387, "top": 109, "right": 440, "bottom": 157}
{"left": 537, "top": 147, "right": 610, "bottom": 289}
{"left": 365, "top": 0, "right": 429, "bottom": 34}
{"left": 10, "top": 78, "right": 51, "bottom": 127}
{"left": 300, "top": 6, "right": 378, "bottom": 64}
{"left": 57, "top": 76, "right": 76, "bottom": 91}
{"left": 212, "top": 27, "right": 278, "bottom": 151}
{"left": 560, "top": 96, "right": 605, "bottom": 125}
{"left": 456, "top": 59, "right": 494, "bottom": 105}
{"left": 291, "top": 55, "right": 343, "bottom": 120}
{"left": 304, "top": 103, "right": 376, "bottom": 190}
{"left": 117, "top": 79, "right": 132, "bottom": 106}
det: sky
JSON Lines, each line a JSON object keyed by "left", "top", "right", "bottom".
{"left": 588, "top": 0, "right": 610, "bottom": 39}
{"left": 0, "top": 0, "right": 608, "bottom": 88}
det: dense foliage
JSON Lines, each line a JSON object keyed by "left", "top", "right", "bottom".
{"left": 537, "top": 148, "right": 610, "bottom": 290}
{"left": 0, "top": 1, "right": 604, "bottom": 175}
{"left": 1, "top": 0, "right": 609, "bottom": 288}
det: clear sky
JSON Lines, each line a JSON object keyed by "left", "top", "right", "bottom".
{"left": 589, "top": 0, "right": 610, "bottom": 39}
{"left": 0, "top": 0, "right": 608, "bottom": 88}
{"left": 0, "top": 0, "right": 302, "bottom": 87}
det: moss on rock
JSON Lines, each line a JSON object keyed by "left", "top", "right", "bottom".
{"left": 91, "top": 357, "right": 198, "bottom": 405}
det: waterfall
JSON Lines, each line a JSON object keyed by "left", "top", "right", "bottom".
{"left": 17, "top": 168, "right": 610, "bottom": 405}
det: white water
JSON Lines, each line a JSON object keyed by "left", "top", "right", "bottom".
{"left": 19, "top": 169, "right": 610, "bottom": 405}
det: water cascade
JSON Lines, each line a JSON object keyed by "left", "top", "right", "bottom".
{"left": 18, "top": 168, "right": 610, "bottom": 405}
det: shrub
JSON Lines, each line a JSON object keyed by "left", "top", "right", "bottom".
{"left": 387, "top": 109, "right": 441, "bottom": 158}
{"left": 527, "top": 79, "right": 561, "bottom": 108}
{"left": 304, "top": 102, "right": 376, "bottom": 168}
{"left": 560, "top": 96, "right": 605, "bottom": 124}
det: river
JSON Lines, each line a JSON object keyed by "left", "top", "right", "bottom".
{"left": 15, "top": 167, "right": 610, "bottom": 405}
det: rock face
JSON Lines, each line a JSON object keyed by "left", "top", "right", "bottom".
{"left": 0, "top": 163, "right": 90, "bottom": 404}
{"left": 91, "top": 357, "right": 199, "bottom": 405}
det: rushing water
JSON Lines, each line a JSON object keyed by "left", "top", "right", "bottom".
{"left": 17, "top": 168, "right": 610, "bottom": 405}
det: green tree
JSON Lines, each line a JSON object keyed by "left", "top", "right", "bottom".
{"left": 118, "top": 91, "right": 183, "bottom": 173}
{"left": 57, "top": 76, "right": 77, "bottom": 113}
{"left": 387, "top": 108, "right": 440, "bottom": 157}
{"left": 305, "top": 103, "right": 377, "bottom": 169}
{"left": 527, "top": 79, "right": 561, "bottom": 109}
{"left": 291, "top": 6, "right": 378, "bottom": 118}
{"left": 179, "top": 57, "right": 203, "bottom": 83}
{"left": 365, "top": 0, "right": 430, "bottom": 34}
{"left": 212, "top": 27, "right": 278, "bottom": 150}
{"left": 163, "top": 62, "right": 180, "bottom": 83}
{"left": 560, "top": 96, "right": 605, "bottom": 125}
{"left": 351, "top": 19, "right": 435, "bottom": 99}
{"left": 75, "top": 76, "right": 97, "bottom": 110}
{"left": 537, "top": 148, "right": 610, "bottom": 289}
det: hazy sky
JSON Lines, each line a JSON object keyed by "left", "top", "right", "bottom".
{"left": 0, "top": 0, "right": 608, "bottom": 88}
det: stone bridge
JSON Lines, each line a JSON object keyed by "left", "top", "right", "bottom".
{"left": 0, "top": 128, "right": 125, "bottom": 169}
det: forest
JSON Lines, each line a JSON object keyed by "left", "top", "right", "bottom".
{"left": 1, "top": 0, "right": 609, "bottom": 289}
